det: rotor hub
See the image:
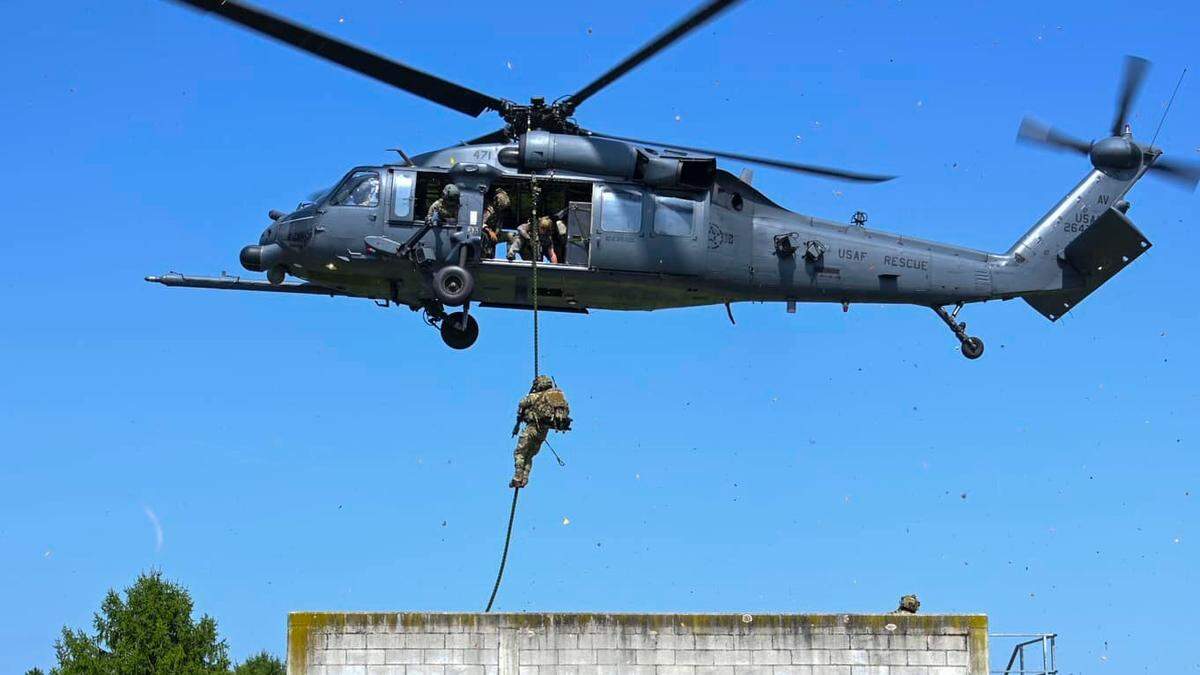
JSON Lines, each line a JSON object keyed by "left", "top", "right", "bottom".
{"left": 1089, "top": 136, "right": 1142, "bottom": 171}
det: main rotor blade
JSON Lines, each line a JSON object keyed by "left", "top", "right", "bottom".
{"left": 567, "top": 0, "right": 742, "bottom": 110}
{"left": 168, "top": 0, "right": 505, "bottom": 117}
{"left": 1150, "top": 156, "right": 1200, "bottom": 190}
{"left": 1017, "top": 117, "right": 1092, "bottom": 155}
{"left": 464, "top": 128, "right": 512, "bottom": 145}
{"left": 593, "top": 133, "right": 896, "bottom": 183}
{"left": 1112, "top": 55, "right": 1151, "bottom": 136}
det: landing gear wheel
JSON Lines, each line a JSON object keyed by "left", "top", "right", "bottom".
{"left": 440, "top": 312, "right": 479, "bottom": 350}
{"left": 267, "top": 265, "right": 286, "bottom": 286}
{"left": 960, "top": 336, "right": 985, "bottom": 360}
{"left": 432, "top": 265, "right": 473, "bottom": 307}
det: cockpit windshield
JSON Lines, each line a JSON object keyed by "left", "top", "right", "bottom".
{"left": 328, "top": 169, "right": 380, "bottom": 207}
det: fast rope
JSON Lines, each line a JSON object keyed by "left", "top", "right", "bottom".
{"left": 485, "top": 179, "right": 543, "bottom": 613}
{"left": 530, "top": 180, "right": 542, "bottom": 377}
{"left": 484, "top": 486, "right": 520, "bottom": 612}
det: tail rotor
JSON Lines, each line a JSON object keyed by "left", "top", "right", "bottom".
{"left": 1016, "top": 55, "right": 1200, "bottom": 191}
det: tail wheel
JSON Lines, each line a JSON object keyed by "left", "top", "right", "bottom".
{"left": 440, "top": 312, "right": 479, "bottom": 350}
{"left": 433, "top": 265, "right": 473, "bottom": 307}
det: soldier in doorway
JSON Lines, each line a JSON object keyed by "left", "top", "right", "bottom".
{"left": 425, "top": 183, "right": 460, "bottom": 226}
{"left": 509, "top": 216, "right": 561, "bottom": 263}
{"left": 481, "top": 187, "right": 515, "bottom": 259}
{"left": 893, "top": 594, "right": 921, "bottom": 614}
{"left": 510, "top": 375, "right": 572, "bottom": 488}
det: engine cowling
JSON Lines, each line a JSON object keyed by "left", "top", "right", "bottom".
{"left": 498, "top": 131, "right": 714, "bottom": 190}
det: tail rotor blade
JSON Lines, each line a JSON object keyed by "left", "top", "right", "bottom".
{"left": 1150, "top": 156, "right": 1200, "bottom": 190}
{"left": 1017, "top": 117, "right": 1092, "bottom": 154}
{"left": 1112, "top": 55, "right": 1151, "bottom": 136}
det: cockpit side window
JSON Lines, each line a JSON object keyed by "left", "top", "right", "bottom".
{"left": 329, "top": 170, "right": 380, "bottom": 207}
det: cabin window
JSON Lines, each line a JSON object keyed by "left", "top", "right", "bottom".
{"left": 391, "top": 171, "right": 415, "bottom": 220}
{"left": 329, "top": 170, "right": 380, "bottom": 207}
{"left": 600, "top": 189, "right": 642, "bottom": 233}
{"left": 652, "top": 195, "right": 696, "bottom": 237}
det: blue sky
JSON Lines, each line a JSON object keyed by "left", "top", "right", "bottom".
{"left": 2, "top": 0, "right": 1197, "bottom": 672}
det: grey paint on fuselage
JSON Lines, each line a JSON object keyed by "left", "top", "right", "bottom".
{"left": 209, "top": 137, "right": 1149, "bottom": 319}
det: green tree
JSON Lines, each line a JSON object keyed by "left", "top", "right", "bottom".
{"left": 233, "top": 651, "right": 285, "bottom": 675}
{"left": 48, "top": 570, "right": 231, "bottom": 674}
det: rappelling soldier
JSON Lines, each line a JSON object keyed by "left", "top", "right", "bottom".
{"left": 425, "top": 183, "right": 460, "bottom": 226}
{"left": 510, "top": 375, "right": 572, "bottom": 488}
{"left": 892, "top": 594, "right": 921, "bottom": 614}
{"left": 481, "top": 187, "right": 515, "bottom": 259}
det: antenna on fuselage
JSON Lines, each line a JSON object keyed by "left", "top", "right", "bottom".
{"left": 387, "top": 147, "right": 414, "bottom": 166}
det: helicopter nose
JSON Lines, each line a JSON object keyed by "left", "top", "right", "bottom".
{"left": 240, "top": 243, "right": 283, "bottom": 272}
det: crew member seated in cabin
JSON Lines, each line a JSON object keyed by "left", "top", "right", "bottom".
{"left": 481, "top": 187, "right": 516, "bottom": 259}
{"left": 425, "top": 183, "right": 460, "bottom": 226}
{"left": 509, "top": 216, "right": 563, "bottom": 263}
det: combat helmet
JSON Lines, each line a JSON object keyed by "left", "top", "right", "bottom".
{"left": 441, "top": 183, "right": 461, "bottom": 202}
{"left": 492, "top": 187, "right": 510, "bottom": 208}
{"left": 898, "top": 594, "right": 920, "bottom": 613}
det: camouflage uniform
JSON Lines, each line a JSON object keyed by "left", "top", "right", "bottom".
{"left": 510, "top": 375, "right": 572, "bottom": 488}
{"left": 482, "top": 188, "right": 515, "bottom": 259}
{"left": 425, "top": 184, "right": 460, "bottom": 226}
{"left": 892, "top": 595, "right": 920, "bottom": 614}
{"left": 509, "top": 216, "right": 561, "bottom": 263}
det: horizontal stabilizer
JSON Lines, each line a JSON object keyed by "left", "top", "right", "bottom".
{"left": 1024, "top": 207, "right": 1151, "bottom": 321}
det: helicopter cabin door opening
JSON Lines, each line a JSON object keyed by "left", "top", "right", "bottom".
{"left": 483, "top": 177, "right": 593, "bottom": 266}
{"left": 386, "top": 169, "right": 456, "bottom": 262}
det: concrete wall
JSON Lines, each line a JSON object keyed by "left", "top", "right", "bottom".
{"left": 287, "top": 612, "right": 988, "bottom": 675}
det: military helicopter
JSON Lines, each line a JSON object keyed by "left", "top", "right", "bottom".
{"left": 148, "top": 0, "right": 1199, "bottom": 357}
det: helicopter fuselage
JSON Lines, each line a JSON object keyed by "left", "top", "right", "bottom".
{"left": 248, "top": 140, "right": 1012, "bottom": 315}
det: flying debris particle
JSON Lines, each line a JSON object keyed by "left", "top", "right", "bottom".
{"left": 1173, "top": 536, "right": 1182, "bottom": 544}
{"left": 587, "top": 27, "right": 593, "bottom": 35}
{"left": 832, "top": 190, "right": 844, "bottom": 198}
{"left": 795, "top": 135, "right": 804, "bottom": 143}
{"left": 635, "top": 473, "right": 641, "bottom": 480}
{"left": 915, "top": 99, "right": 924, "bottom": 108}
{"left": 812, "top": 121, "right": 823, "bottom": 128}
{"left": 338, "top": 16, "right": 345, "bottom": 24}
{"left": 506, "top": 61, "right": 514, "bottom": 70}
{"left": 960, "top": 492, "right": 967, "bottom": 500}
{"left": 43, "top": 549, "right": 53, "bottom": 559}
{"left": 674, "top": 114, "right": 682, "bottom": 122}
{"left": 562, "top": 517, "right": 571, "bottom": 526}
{"left": 441, "top": 520, "right": 447, "bottom": 527}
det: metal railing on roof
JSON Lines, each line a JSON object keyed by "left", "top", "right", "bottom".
{"left": 990, "top": 632, "right": 1057, "bottom": 675}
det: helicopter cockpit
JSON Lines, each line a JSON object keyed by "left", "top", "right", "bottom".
{"left": 328, "top": 170, "right": 380, "bottom": 208}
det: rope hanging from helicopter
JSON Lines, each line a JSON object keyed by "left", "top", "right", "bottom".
{"left": 485, "top": 140, "right": 545, "bottom": 611}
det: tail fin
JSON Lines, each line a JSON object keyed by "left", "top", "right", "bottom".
{"left": 1003, "top": 168, "right": 1152, "bottom": 320}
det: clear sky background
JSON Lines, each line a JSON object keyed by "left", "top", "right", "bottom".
{"left": 3, "top": 1, "right": 1198, "bottom": 673}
